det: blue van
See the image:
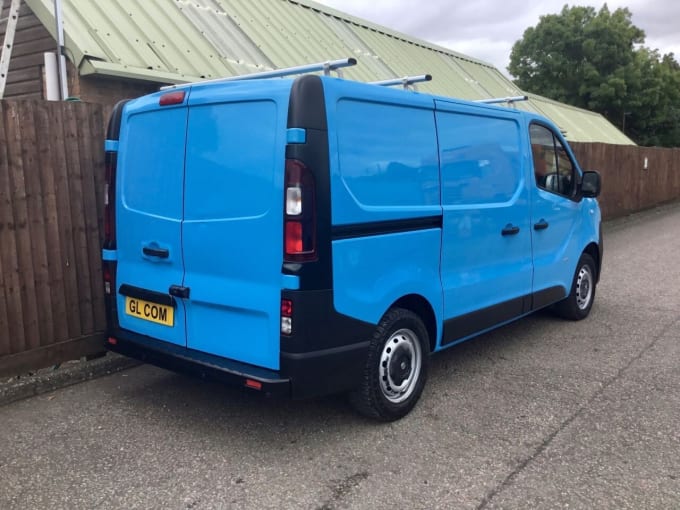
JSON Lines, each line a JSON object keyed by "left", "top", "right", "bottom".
{"left": 102, "top": 60, "right": 602, "bottom": 421}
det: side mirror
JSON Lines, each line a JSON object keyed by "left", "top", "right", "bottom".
{"left": 581, "top": 171, "right": 601, "bottom": 198}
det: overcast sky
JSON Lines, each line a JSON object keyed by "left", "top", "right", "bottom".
{"left": 314, "top": 0, "right": 680, "bottom": 76}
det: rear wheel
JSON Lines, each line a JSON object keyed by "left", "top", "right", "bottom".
{"left": 555, "top": 253, "right": 597, "bottom": 320}
{"left": 349, "top": 308, "right": 429, "bottom": 421}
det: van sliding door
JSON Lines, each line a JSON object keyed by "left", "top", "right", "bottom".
{"left": 435, "top": 101, "right": 533, "bottom": 344}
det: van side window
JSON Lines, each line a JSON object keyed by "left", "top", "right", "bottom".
{"left": 336, "top": 100, "right": 440, "bottom": 207}
{"left": 530, "top": 124, "right": 575, "bottom": 197}
{"left": 438, "top": 112, "right": 522, "bottom": 205}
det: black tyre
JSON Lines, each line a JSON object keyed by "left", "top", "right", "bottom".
{"left": 554, "top": 253, "right": 597, "bottom": 320}
{"left": 349, "top": 308, "right": 430, "bottom": 422}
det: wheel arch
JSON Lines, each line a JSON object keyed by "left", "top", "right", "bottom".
{"left": 584, "top": 242, "right": 601, "bottom": 282}
{"left": 390, "top": 294, "right": 437, "bottom": 352}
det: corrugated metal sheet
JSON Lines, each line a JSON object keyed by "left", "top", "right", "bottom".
{"left": 25, "top": 0, "right": 634, "bottom": 144}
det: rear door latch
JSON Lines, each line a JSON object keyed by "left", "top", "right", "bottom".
{"left": 169, "top": 285, "right": 190, "bottom": 299}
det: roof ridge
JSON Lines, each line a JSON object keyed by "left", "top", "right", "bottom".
{"left": 287, "top": 0, "right": 496, "bottom": 69}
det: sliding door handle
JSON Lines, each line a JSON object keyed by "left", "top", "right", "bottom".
{"left": 501, "top": 224, "right": 520, "bottom": 236}
{"left": 534, "top": 220, "right": 549, "bottom": 231}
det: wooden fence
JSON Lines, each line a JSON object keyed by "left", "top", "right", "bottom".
{"left": 571, "top": 142, "right": 680, "bottom": 220}
{"left": 0, "top": 99, "right": 679, "bottom": 376}
{"left": 0, "top": 100, "right": 106, "bottom": 376}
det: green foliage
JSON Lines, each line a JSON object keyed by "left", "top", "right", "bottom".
{"left": 508, "top": 4, "right": 680, "bottom": 147}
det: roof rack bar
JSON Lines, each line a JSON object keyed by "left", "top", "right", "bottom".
{"left": 476, "top": 95, "right": 528, "bottom": 105}
{"left": 370, "top": 74, "right": 432, "bottom": 90}
{"left": 161, "top": 57, "right": 358, "bottom": 90}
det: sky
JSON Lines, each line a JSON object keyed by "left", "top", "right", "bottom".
{"left": 313, "top": 0, "right": 680, "bottom": 76}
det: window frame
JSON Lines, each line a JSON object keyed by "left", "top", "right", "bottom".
{"left": 529, "top": 121, "right": 579, "bottom": 200}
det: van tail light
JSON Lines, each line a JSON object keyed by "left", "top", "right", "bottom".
{"left": 104, "top": 150, "right": 117, "bottom": 249}
{"left": 102, "top": 259, "right": 118, "bottom": 328}
{"left": 284, "top": 159, "right": 316, "bottom": 261}
{"left": 281, "top": 298, "right": 293, "bottom": 335}
{"left": 159, "top": 90, "right": 186, "bottom": 106}
{"left": 103, "top": 263, "right": 114, "bottom": 295}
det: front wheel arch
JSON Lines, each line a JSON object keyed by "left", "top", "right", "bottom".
{"left": 555, "top": 252, "right": 597, "bottom": 320}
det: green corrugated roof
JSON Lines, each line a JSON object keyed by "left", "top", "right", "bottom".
{"left": 25, "top": 0, "right": 635, "bottom": 144}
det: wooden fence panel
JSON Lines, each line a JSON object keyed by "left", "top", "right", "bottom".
{"left": 34, "top": 101, "right": 69, "bottom": 343}
{"left": 570, "top": 142, "right": 680, "bottom": 219}
{"left": 0, "top": 100, "right": 679, "bottom": 375}
{"left": 0, "top": 100, "right": 107, "bottom": 373}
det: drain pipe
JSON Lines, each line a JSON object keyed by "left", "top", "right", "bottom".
{"left": 53, "top": 0, "right": 68, "bottom": 99}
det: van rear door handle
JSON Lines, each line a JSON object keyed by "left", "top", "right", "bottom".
{"left": 501, "top": 224, "right": 520, "bottom": 236}
{"left": 143, "top": 246, "right": 169, "bottom": 259}
{"left": 169, "top": 285, "right": 190, "bottom": 299}
{"left": 534, "top": 220, "right": 549, "bottom": 231}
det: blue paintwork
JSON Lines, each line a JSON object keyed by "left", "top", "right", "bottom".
{"left": 110, "top": 73, "right": 601, "bottom": 373}
{"left": 104, "top": 140, "right": 119, "bottom": 152}
{"left": 181, "top": 81, "right": 291, "bottom": 370}
{"left": 332, "top": 229, "right": 443, "bottom": 343}
{"left": 115, "top": 91, "right": 188, "bottom": 347}
{"left": 435, "top": 101, "right": 533, "bottom": 324}
{"left": 102, "top": 249, "right": 117, "bottom": 261}
{"left": 320, "top": 77, "right": 600, "bottom": 353}
{"left": 525, "top": 118, "right": 601, "bottom": 294}
{"left": 281, "top": 274, "right": 300, "bottom": 290}
{"left": 286, "top": 127, "right": 307, "bottom": 144}
{"left": 323, "top": 79, "right": 441, "bottom": 226}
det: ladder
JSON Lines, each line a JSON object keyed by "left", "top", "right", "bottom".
{"left": 161, "top": 57, "right": 358, "bottom": 90}
{"left": 0, "top": 0, "right": 21, "bottom": 99}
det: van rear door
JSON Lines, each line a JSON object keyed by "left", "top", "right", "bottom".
{"left": 181, "top": 82, "right": 291, "bottom": 370}
{"left": 115, "top": 95, "right": 188, "bottom": 347}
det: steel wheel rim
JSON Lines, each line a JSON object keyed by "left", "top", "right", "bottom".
{"left": 576, "top": 265, "right": 593, "bottom": 310}
{"left": 379, "top": 328, "right": 422, "bottom": 404}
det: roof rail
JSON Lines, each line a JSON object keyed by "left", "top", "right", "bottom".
{"left": 161, "top": 58, "right": 358, "bottom": 90}
{"left": 476, "top": 95, "right": 528, "bottom": 106}
{"left": 370, "top": 74, "right": 432, "bottom": 90}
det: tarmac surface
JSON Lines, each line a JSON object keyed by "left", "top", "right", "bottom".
{"left": 1, "top": 204, "right": 679, "bottom": 509}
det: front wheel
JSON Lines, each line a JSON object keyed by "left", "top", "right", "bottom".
{"left": 555, "top": 253, "right": 597, "bottom": 320}
{"left": 349, "top": 308, "right": 430, "bottom": 421}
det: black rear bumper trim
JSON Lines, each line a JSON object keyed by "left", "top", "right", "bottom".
{"left": 107, "top": 329, "right": 291, "bottom": 397}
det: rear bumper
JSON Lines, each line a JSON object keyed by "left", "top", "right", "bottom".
{"left": 106, "top": 328, "right": 369, "bottom": 399}
{"left": 107, "top": 329, "right": 291, "bottom": 397}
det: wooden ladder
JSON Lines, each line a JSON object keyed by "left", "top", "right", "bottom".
{"left": 0, "top": 0, "right": 21, "bottom": 99}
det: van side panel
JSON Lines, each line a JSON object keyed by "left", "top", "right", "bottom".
{"left": 332, "top": 230, "right": 442, "bottom": 328}
{"left": 329, "top": 95, "right": 441, "bottom": 224}
{"left": 182, "top": 83, "right": 290, "bottom": 370}
{"left": 324, "top": 82, "right": 443, "bottom": 335}
{"left": 435, "top": 101, "right": 533, "bottom": 344}
{"left": 115, "top": 97, "right": 188, "bottom": 347}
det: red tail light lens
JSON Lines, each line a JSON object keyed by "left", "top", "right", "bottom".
{"left": 103, "top": 264, "right": 113, "bottom": 295}
{"left": 285, "top": 221, "right": 303, "bottom": 255}
{"left": 104, "top": 151, "right": 117, "bottom": 249}
{"left": 159, "top": 90, "right": 186, "bottom": 106}
{"left": 284, "top": 159, "right": 316, "bottom": 261}
{"left": 281, "top": 299, "right": 293, "bottom": 317}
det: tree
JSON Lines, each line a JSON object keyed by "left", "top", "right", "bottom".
{"left": 508, "top": 4, "right": 680, "bottom": 147}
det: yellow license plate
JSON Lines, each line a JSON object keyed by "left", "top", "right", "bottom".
{"left": 125, "top": 297, "right": 174, "bottom": 327}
